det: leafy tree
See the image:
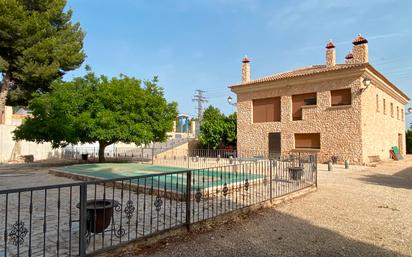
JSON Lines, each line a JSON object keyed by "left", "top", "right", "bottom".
{"left": 0, "top": 0, "right": 85, "bottom": 112}
{"left": 198, "top": 106, "right": 237, "bottom": 149}
{"left": 224, "top": 112, "right": 237, "bottom": 146}
{"left": 407, "top": 130, "right": 412, "bottom": 154}
{"left": 14, "top": 70, "right": 178, "bottom": 162}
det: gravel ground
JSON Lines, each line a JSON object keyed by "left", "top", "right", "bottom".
{"left": 117, "top": 157, "right": 412, "bottom": 257}
{"left": 1, "top": 157, "right": 411, "bottom": 257}
{"left": 0, "top": 160, "right": 79, "bottom": 189}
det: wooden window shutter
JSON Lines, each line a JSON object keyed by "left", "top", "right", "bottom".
{"left": 331, "top": 89, "right": 351, "bottom": 106}
{"left": 292, "top": 93, "right": 317, "bottom": 120}
{"left": 253, "top": 97, "right": 281, "bottom": 123}
{"left": 294, "top": 133, "right": 321, "bottom": 149}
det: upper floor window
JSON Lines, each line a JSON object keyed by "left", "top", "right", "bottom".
{"left": 376, "top": 94, "right": 379, "bottom": 112}
{"left": 390, "top": 103, "right": 394, "bottom": 117}
{"left": 383, "top": 99, "right": 386, "bottom": 114}
{"left": 397, "top": 106, "right": 399, "bottom": 119}
{"left": 331, "top": 88, "right": 351, "bottom": 106}
{"left": 253, "top": 97, "right": 281, "bottom": 123}
{"left": 401, "top": 109, "right": 404, "bottom": 121}
{"left": 292, "top": 93, "right": 317, "bottom": 121}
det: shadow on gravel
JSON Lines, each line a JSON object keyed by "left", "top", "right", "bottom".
{"left": 357, "top": 166, "right": 412, "bottom": 190}
{"left": 393, "top": 166, "right": 412, "bottom": 180}
{"left": 132, "top": 209, "right": 409, "bottom": 257}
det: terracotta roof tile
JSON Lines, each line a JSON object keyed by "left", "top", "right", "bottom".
{"left": 345, "top": 52, "right": 353, "bottom": 59}
{"left": 325, "top": 40, "right": 335, "bottom": 49}
{"left": 231, "top": 63, "right": 365, "bottom": 87}
{"left": 353, "top": 34, "right": 368, "bottom": 45}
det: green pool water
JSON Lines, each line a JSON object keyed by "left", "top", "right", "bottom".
{"left": 57, "top": 163, "right": 262, "bottom": 193}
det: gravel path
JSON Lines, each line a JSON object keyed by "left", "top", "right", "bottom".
{"left": 120, "top": 157, "right": 412, "bottom": 257}
{"left": 1, "top": 158, "right": 411, "bottom": 257}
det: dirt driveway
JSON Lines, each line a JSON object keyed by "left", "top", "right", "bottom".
{"left": 1, "top": 158, "right": 411, "bottom": 257}
{"left": 124, "top": 157, "right": 412, "bottom": 257}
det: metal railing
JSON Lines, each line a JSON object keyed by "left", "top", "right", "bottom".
{"left": 62, "top": 148, "right": 273, "bottom": 169}
{"left": 61, "top": 138, "right": 191, "bottom": 162}
{"left": 0, "top": 154, "right": 317, "bottom": 256}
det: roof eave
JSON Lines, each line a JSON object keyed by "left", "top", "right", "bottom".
{"left": 229, "top": 64, "right": 366, "bottom": 92}
{"left": 364, "top": 63, "right": 410, "bottom": 102}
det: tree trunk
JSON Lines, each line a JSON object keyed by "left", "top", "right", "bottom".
{"left": 98, "top": 142, "right": 106, "bottom": 163}
{"left": 0, "top": 72, "right": 11, "bottom": 117}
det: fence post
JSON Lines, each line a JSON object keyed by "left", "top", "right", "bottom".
{"left": 269, "top": 160, "right": 273, "bottom": 202}
{"left": 187, "top": 148, "right": 190, "bottom": 169}
{"left": 79, "top": 183, "right": 88, "bottom": 257}
{"left": 185, "top": 171, "right": 192, "bottom": 231}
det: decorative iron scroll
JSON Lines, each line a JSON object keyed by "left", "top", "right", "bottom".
{"left": 195, "top": 188, "right": 202, "bottom": 203}
{"left": 222, "top": 183, "right": 228, "bottom": 197}
{"left": 114, "top": 225, "right": 126, "bottom": 238}
{"left": 9, "top": 221, "right": 28, "bottom": 246}
{"left": 124, "top": 200, "right": 135, "bottom": 221}
{"left": 154, "top": 196, "right": 163, "bottom": 212}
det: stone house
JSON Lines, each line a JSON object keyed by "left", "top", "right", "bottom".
{"left": 229, "top": 35, "right": 410, "bottom": 164}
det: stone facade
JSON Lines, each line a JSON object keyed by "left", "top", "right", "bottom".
{"left": 241, "top": 56, "right": 250, "bottom": 83}
{"left": 360, "top": 71, "right": 407, "bottom": 163}
{"left": 234, "top": 72, "right": 364, "bottom": 164}
{"left": 352, "top": 34, "right": 369, "bottom": 63}
{"left": 230, "top": 36, "right": 409, "bottom": 165}
{"left": 325, "top": 40, "right": 336, "bottom": 67}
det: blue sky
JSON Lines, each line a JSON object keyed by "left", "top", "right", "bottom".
{"left": 65, "top": 0, "right": 412, "bottom": 126}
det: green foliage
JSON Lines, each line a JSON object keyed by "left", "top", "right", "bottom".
{"left": 0, "top": 0, "right": 85, "bottom": 106}
{"left": 406, "top": 130, "right": 412, "bottom": 154}
{"left": 14, "top": 70, "right": 178, "bottom": 162}
{"left": 224, "top": 112, "right": 237, "bottom": 145}
{"left": 198, "top": 106, "right": 237, "bottom": 149}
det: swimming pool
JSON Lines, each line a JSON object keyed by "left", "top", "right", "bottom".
{"left": 52, "top": 163, "right": 263, "bottom": 194}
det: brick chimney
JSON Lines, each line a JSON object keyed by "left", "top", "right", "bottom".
{"left": 352, "top": 34, "right": 368, "bottom": 63}
{"left": 241, "top": 55, "right": 250, "bottom": 83}
{"left": 345, "top": 51, "right": 354, "bottom": 64}
{"left": 325, "top": 40, "right": 336, "bottom": 67}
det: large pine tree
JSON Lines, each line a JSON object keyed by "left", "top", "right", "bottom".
{"left": 0, "top": 0, "right": 85, "bottom": 112}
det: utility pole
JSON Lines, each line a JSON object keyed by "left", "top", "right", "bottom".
{"left": 192, "top": 89, "right": 207, "bottom": 122}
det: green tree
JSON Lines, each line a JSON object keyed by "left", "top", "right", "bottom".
{"left": 406, "top": 130, "right": 412, "bottom": 154}
{"left": 198, "top": 106, "right": 237, "bottom": 149}
{"left": 0, "top": 0, "right": 85, "bottom": 112}
{"left": 14, "top": 70, "right": 178, "bottom": 162}
{"left": 224, "top": 112, "right": 237, "bottom": 146}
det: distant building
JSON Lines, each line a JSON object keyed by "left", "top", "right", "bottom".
{"left": 0, "top": 106, "right": 32, "bottom": 126}
{"left": 230, "top": 35, "right": 409, "bottom": 164}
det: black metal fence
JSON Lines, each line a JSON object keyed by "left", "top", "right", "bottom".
{"left": 63, "top": 147, "right": 285, "bottom": 169}
{"left": 0, "top": 154, "right": 317, "bottom": 256}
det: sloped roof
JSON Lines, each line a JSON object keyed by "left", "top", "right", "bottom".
{"left": 229, "top": 63, "right": 410, "bottom": 101}
{"left": 230, "top": 63, "right": 365, "bottom": 87}
{"left": 15, "top": 108, "right": 32, "bottom": 115}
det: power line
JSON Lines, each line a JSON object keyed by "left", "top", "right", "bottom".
{"left": 192, "top": 89, "right": 208, "bottom": 122}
